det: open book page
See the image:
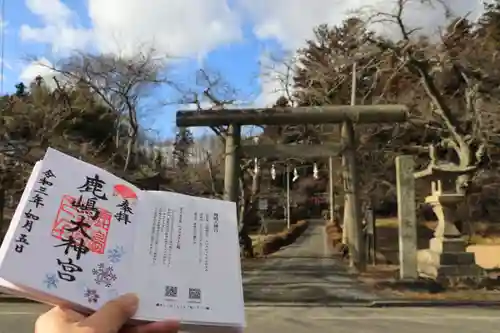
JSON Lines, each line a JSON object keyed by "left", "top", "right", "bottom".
{"left": 0, "top": 148, "right": 142, "bottom": 311}
{"left": 132, "top": 191, "right": 245, "bottom": 327}
{"left": 0, "top": 162, "right": 42, "bottom": 267}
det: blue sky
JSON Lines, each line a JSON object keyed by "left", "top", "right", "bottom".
{"left": 0, "top": 0, "right": 482, "bottom": 138}
{"left": 1, "top": 0, "right": 302, "bottom": 138}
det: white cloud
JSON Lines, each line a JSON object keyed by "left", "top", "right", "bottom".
{"left": 20, "top": 0, "right": 92, "bottom": 53}
{"left": 239, "top": 0, "right": 486, "bottom": 50}
{"left": 24, "top": 0, "right": 73, "bottom": 23}
{"left": 19, "top": 58, "right": 56, "bottom": 84}
{"left": 244, "top": 0, "right": 486, "bottom": 106}
{"left": 21, "top": 0, "right": 242, "bottom": 58}
{"left": 88, "top": 0, "right": 241, "bottom": 58}
{"left": 253, "top": 52, "right": 295, "bottom": 107}
{"left": 18, "top": 0, "right": 488, "bottom": 107}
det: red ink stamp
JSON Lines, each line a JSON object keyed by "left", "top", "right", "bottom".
{"left": 113, "top": 184, "right": 138, "bottom": 204}
{"left": 51, "top": 195, "right": 112, "bottom": 254}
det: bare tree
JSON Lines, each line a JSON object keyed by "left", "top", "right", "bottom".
{"left": 177, "top": 68, "right": 266, "bottom": 256}
{"left": 363, "top": 0, "right": 499, "bottom": 192}
{"left": 33, "top": 49, "right": 172, "bottom": 171}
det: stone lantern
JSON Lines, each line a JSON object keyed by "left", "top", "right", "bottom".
{"left": 415, "top": 163, "right": 484, "bottom": 280}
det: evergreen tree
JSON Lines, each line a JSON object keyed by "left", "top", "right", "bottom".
{"left": 172, "top": 127, "right": 194, "bottom": 169}
{"left": 14, "top": 83, "right": 26, "bottom": 97}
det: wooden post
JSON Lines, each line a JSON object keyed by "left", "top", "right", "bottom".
{"left": 328, "top": 156, "right": 335, "bottom": 222}
{"left": 223, "top": 124, "right": 241, "bottom": 204}
{"left": 396, "top": 155, "right": 418, "bottom": 279}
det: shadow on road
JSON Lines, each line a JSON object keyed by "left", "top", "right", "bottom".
{"left": 243, "top": 255, "right": 379, "bottom": 305}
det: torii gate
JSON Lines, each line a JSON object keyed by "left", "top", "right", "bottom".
{"left": 176, "top": 105, "right": 408, "bottom": 271}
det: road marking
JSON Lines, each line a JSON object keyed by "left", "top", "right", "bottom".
{"left": 310, "top": 316, "right": 500, "bottom": 321}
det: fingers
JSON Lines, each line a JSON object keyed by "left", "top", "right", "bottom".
{"left": 35, "top": 306, "right": 84, "bottom": 333}
{"left": 123, "top": 320, "right": 180, "bottom": 333}
{"left": 36, "top": 306, "right": 84, "bottom": 326}
{"left": 83, "top": 293, "right": 139, "bottom": 333}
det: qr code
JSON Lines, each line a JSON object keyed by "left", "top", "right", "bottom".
{"left": 164, "top": 286, "right": 178, "bottom": 298}
{"left": 188, "top": 288, "right": 201, "bottom": 300}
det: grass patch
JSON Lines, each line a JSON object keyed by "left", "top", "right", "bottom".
{"left": 358, "top": 264, "right": 500, "bottom": 300}
{"left": 252, "top": 220, "right": 309, "bottom": 257}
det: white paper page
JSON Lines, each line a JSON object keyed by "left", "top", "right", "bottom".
{"left": 132, "top": 191, "right": 245, "bottom": 327}
{"left": 0, "top": 148, "right": 142, "bottom": 311}
{"left": 0, "top": 162, "right": 41, "bottom": 267}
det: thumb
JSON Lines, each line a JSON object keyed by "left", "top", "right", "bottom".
{"left": 83, "top": 293, "right": 139, "bottom": 333}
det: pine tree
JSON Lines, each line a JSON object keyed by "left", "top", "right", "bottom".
{"left": 172, "top": 127, "right": 194, "bottom": 169}
{"left": 14, "top": 82, "right": 26, "bottom": 97}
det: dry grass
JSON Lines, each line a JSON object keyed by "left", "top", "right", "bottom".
{"left": 372, "top": 217, "right": 500, "bottom": 266}
{"left": 467, "top": 245, "right": 500, "bottom": 269}
{"left": 357, "top": 264, "right": 500, "bottom": 300}
{"left": 326, "top": 216, "right": 500, "bottom": 269}
{"left": 375, "top": 217, "right": 500, "bottom": 244}
{"left": 388, "top": 290, "right": 500, "bottom": 300}
{"left": 252, "top": 220, "right": 309, "bottom": 257}
{"left": 323, "top": 216, "right": 500, "bottom": 299}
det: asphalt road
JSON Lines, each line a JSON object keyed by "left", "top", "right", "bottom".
{"left": 2, "top": 302, "right": 500, "bottom": 333}
{"left": 242, "top": 222, "right": 380, "bottom": 305}
{"left": 6, "top": 221, "right": 499, "bottom": 332}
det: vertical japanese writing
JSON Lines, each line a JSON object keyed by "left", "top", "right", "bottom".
{"left": 29, "top": 169, "right": 56, "bottom": 208}
{"left": 72, "top": 173, "right": 110, "bottom": 224}
{"left": 198, "top": 220, "right": 203, "bottom": 264}
{"left": 150, "top": 207, "right": 162, "bottom": 264}
{"left": 163, "top": 208, "right": 174, "bottom": 267}
{"left": 192, "top": 215, "right": 197, "bottom": 245}
{"left": 54, "top": 173, "right": 109, "bottom": 283}
{"left": 72, "top": 195, "right": 100, "bottom": 220}
{"left": 149, "top": 208, "right": 158, "bottom": 260}
{"left": 51, "top": 195, "right": 112, "bottom": 255}
{"left": 213, "top": 213, "right": 219, "bottom": 233}
{"left": 176, "top": 207, "right": 183, "bottom": 250}
{"left": 56, "top": 258, "right": 82, "bottom": 282}
{"left": 115, "top": 200, "right": 133, "bottom": 225}
{"left": 204, "top": 221, "right": 209, "bottom": 272}
{"left": 77, "top": 174, "right": 108, "bottom": 201}
{"left": 168, "top": 209, "right": 174, "bottom": 265}
{"left": 15, "top": 169, "right": 56, "bottom": 254}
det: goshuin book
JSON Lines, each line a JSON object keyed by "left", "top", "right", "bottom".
{"left": 0, "top": 148, "right": 245, "bottom": 331}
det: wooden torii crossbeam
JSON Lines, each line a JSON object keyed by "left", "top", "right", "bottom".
{"left": 176, "top": 105, "right": 408, "bottom": 271}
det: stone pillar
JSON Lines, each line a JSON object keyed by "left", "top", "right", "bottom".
{"left": 395, "top": 156, "right": 418, "bottom": 279}
{"left": 223, "top": 124, "right": 241, "bottom": 203}
{"left": 341, "top": 119, "right": 365, "bottom": 272}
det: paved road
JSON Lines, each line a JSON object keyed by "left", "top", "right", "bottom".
{"left": 243, "top": 221, "right": 380, "bottom": 305}
{"left": 2, "top": 302, "right": 500, "bottom": 333}
{"left": 7, "top": 222, "right": 500, "bottom": 332}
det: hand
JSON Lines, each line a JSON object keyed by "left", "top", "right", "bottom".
{"left": 35, "top": 293, "right": 180, "bottom": 333}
